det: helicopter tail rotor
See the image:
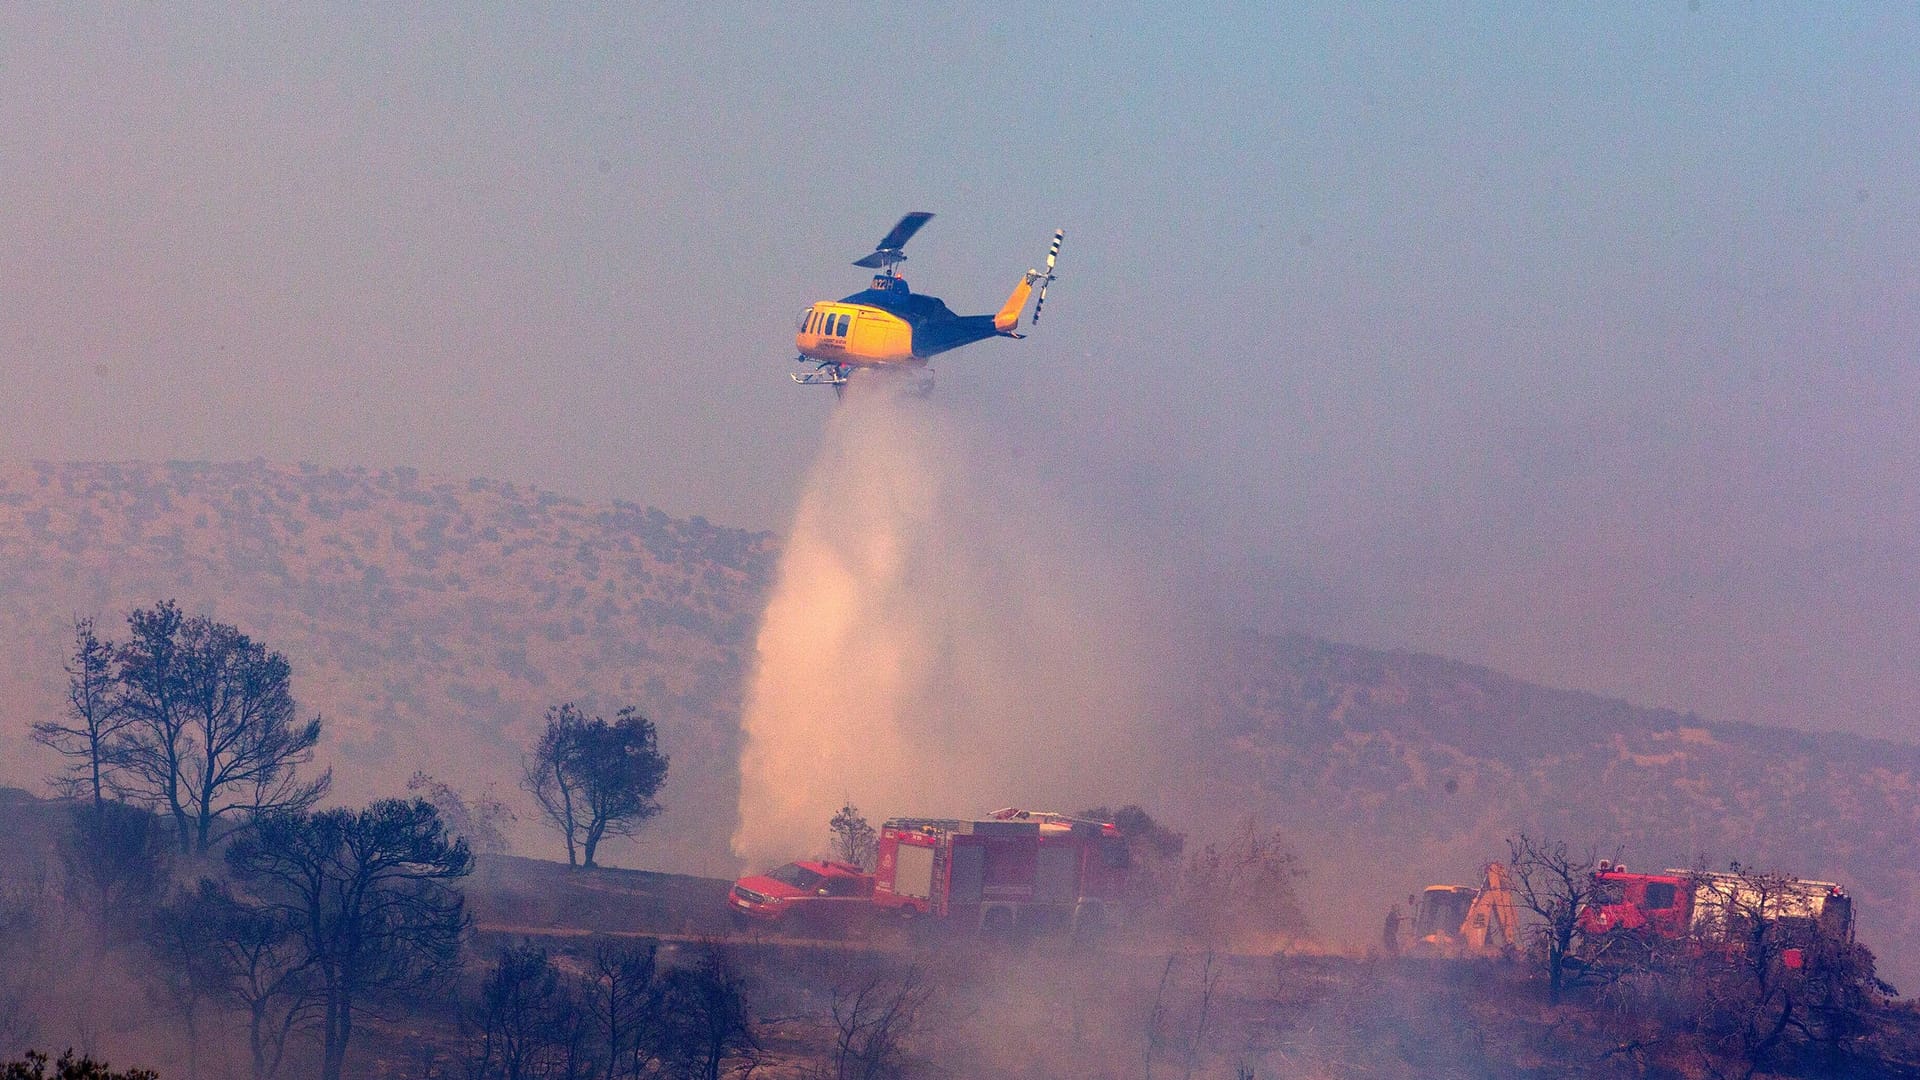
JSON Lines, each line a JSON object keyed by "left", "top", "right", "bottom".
{"left": 1030, "top": 228, "right": 1064, "bottom": 325}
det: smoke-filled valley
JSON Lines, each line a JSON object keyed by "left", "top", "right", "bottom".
{"left": 3, "top": 452, "right": 1920, "bottom": 1076}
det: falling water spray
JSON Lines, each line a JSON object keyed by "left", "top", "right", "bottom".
{"left": 732, "top": 381, "right": 1186, "bottom": 868}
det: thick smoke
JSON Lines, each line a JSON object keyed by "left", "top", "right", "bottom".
{"left": 733, "top": 381, "right": 1188, "bottom": 868}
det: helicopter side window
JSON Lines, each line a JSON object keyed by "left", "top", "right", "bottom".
{"left": 809, "top": 312, "right": 821, "bottom": 335}
{"left": 835, "top": 313, "right": 850, "bottom": 337}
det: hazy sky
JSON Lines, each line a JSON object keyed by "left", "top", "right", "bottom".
{"left": 2, "top": 5, "right": 1915, "bottom": 742}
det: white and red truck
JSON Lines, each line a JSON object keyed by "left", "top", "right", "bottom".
{"left": 1576, "top": 862, "right": 1854, "bottom": 968}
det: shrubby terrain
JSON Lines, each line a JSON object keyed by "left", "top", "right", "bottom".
{"left": 0, "top": 461, "right": 771, "bottom": 871}
{"left": 1, "top": 459, "right": 1916, "bottom": 992}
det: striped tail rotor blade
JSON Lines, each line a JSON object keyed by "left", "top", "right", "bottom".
{"left": 1032, "top": 229, "right": 1063, "bottom": 325}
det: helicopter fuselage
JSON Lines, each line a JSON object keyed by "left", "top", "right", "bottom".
{"left": 795, "top": 274, "right": 1024, "bottom": 372}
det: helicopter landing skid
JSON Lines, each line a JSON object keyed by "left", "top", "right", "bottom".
{"left": 791, "top": 359, "right": 935, "bottom": 398}
{"left": 791, "top": 357, "right": 848, "bottom": 387}
{"left": 791, "top": 370, "right": 847, "bottom": 386}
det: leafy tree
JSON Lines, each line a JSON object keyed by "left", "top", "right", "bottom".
{"left": 828, "top": 804, "right": 877, "bottom": 870}
{"left": 1080, "top": 804, "right": 1186, "bottom": 914}
{"left": 1679, "top": 863, "right": 1893, "bottom": 1075}
{"left": 31, "top": 618, "right": 132, "bottom": 806}
{"left": 0, "top": 1051, "right": 157, "bottom": 1080}
{"left": 521, "top": 705, "right": 668, "bottom": 869}
{"left": 115, "top": 601, "right": 330, "bottom": 853}
{"left": 1504, "top": 833, "right": 1619, "bottom": 1005}
{"left": 226, "top": 799, "right": 472, "bottom": 1080}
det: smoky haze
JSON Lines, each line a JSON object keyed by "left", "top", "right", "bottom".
{"left": 1, "top": 6, "right": 1916, "bottom": 752}
{"left": 733, "top": 381, "right": 1193, "bottom": 868}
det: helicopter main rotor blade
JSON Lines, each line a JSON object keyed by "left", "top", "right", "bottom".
{"left": 876, "top": 211, "right": 934, "bottom": 252}
{"left": 854, "top": 212, "right": 935, "bottom": 268}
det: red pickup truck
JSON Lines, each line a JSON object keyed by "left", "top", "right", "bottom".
{"left": 727, "top": 859, "right": 875, "bottom": 932}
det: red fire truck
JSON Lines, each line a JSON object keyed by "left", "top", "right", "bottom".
{"left": 872, "top": 808, "right": 1129, "bottom": 935}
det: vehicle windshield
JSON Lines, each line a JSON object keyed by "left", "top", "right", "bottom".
{"left": 764, "top": 863, "right": 826, "bottom": 891}
{"left": 1415, "top": 891, "right": 1475, "bottom": 936}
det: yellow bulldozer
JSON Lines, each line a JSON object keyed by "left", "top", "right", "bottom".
{"left": 1384, "top": 863, "right": 1521, "bottom": 959}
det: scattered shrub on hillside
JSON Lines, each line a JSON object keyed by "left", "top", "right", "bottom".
{"left": 0, "top": 1050, "right": 157, "bottom": 1080}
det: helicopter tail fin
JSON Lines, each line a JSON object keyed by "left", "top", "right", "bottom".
{"left": 993, "top": 277, "right": 1034, "bottom": 334}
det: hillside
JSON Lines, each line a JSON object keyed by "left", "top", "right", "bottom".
{"left": 1, "top": 459, "right": 1915, "bottom": 988}
{"left": 0, "top": 460, "right": 773, "bottom": 873}
{"left": 1186, "top": 632, "right": 1920, "bottom": 988}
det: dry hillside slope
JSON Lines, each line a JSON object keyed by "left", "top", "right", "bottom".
{"left": 0, "top": 460, "right": 773, "bottom": 873}
{"left": 1, "top": 459, "right": 1914, "bottom": 988}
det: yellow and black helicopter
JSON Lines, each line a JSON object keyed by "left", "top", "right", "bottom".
{"left": 792, "top": 212, "right": 1063, "bottom": 392}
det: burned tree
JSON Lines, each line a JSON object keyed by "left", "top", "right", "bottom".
{"left": 408, "top": 771, "right": 516, "bottom": 856}
{"left": 1178, "top": 818, "right": 1306, "bottom": 950}
{"left": 826, "top": 964, "right": 931, "bottom": 1080}
{"left": 31, "top": 618, "right": 133, "bottom": 806}
{"left": 521, "top": 704, "right": 668, "bottom": 869}
{"left": 582, "top": 939, "right": 659, "bottom": 1080}
{"left": 226, "top": 799, "right": 471, "bottom": 1080}
{"left": 654, "top": 939, "right": 759, "bottom": 1080}
{"left": 463, "top": 944, "right": 589, "bottom": 1080}
{"left": 115, "top": 601, "right": 330, "bottom": 853}
{"left": 60, "top": 800, "right": 170, "bottom": 947}
{"left": 150, "top": 878, "right": 314, "bottom": 1080}
{"left": 1504, "top": 833, "right": 1619, "bottom": 1004}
